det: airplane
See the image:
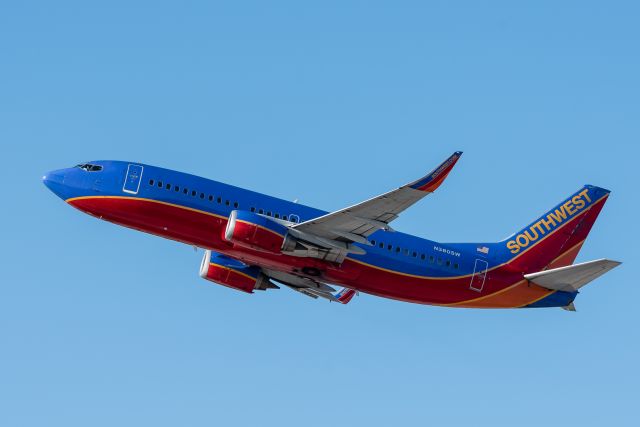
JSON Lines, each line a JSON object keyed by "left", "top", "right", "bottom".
{"left": 42, "top": 152, "right": 620, "bottom": 310}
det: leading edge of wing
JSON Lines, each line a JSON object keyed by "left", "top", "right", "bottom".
{"left": 407, "top": 151, "right": 463, "bottom": 193}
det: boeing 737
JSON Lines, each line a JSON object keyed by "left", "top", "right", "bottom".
{"left": 43, "top": 152, "right": 620, "bottom": 310}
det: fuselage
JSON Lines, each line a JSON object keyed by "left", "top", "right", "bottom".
{"left": 43, "top": 160, "right": 596, "bottom": 308}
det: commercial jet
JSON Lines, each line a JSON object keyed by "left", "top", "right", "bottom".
{"left": 43, "top": 152, "right": 620, "bottom": 310}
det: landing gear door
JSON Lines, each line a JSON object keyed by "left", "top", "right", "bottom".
{"left": 470, "top": 259, "right": 489, "bottom": 292}
{"left": 123, "top": 164, "right": 144, "bottom": 194}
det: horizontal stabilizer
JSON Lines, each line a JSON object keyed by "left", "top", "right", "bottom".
{"left": 524, "top": 259, "right": 621, "bottom": 292}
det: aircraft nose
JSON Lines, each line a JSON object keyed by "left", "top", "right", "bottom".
{"left": 42, "top": 169, "right": 70, "bottom": 199}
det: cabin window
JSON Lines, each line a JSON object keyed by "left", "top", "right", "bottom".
{"left": 379, "top": 242, "right": 384, "bottom": 249}
{"left": 387, "top": 244, "right": 392, "bottom": 251}
{"left": 149, "top": 179, "right": 154, "bottom": 186}
{"left": 437, "top": 258, "right": 443, "bottom": 265}
{"left": 395, "top": 247, "right": 401, "bottom": 253}
{"left": 174, "top": 185, "right": 180, "bottom": 192}
{"left": 225, "top": 200, "right": 229, "bottom": 206}
{"left": 183, "top": 188, "right": 188, "bottom": 195}
{"left": 191, "top": 190, "right": 196, "bottom": 197}
{"left": 429, "top": 255, "right": 435, "bottom": 263}
{"left": 404, "top": 249, "right": 409, "bottom": 255}
{"left": 208, "top": 195, "right": 213, "bottom": 201}
{"left": 250, "top": 207, "right": 256, "bottom": 212}
{"left": 234, "top": 202, "right": 239, "bottom": 208}
{"left": 446, "top": 260, "right": 451, "bottom": 267}
{"left": 217, "top": 197, "right": 221, "bottom": 203}
{"left": 157, "top": 181, "right": 163, "bottom": 188}
{"left": 259, "top": 209, "right": 264, "bottom": 214}
{"left": 274, "top": 213, "right": 280, "bottom": 219}
{"left": 371, "top": 240, "right": 376, "bottom": 246}
{"left": 454, "top": 263, "right": 459, "bottom": 269}
{"left": 165, "top": 183, "right": 170, "bottom": 190}
{"left": 200, "top": 193, "right": 205, "bottom": 199}
{"left": 412, "top": 251, "right": 417, "bottom": 258}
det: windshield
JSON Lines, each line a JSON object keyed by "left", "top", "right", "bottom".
{"left": 75, "top": 163, "right": 103, "bottom": 172}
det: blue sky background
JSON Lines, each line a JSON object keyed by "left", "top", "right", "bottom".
{"left": 1, "top": 1, "right": 638, "bottom": 426}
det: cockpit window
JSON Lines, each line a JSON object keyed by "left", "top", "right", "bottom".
{"left": 75, "top": 163, "right": 103, "bottom": 172}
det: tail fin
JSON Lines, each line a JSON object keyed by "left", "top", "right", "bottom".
{"left": 499, "top": 185, "right": 611, "bottom": 273}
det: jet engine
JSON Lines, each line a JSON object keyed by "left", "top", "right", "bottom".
{"left": 224, "top": 210, "right": 288, "bottom": 253}
{"left": 199, "top": 250, "right": 275, "bottom": 293}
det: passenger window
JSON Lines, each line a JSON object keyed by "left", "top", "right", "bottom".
{"left": 217, "top": 197, "right": 221, "bottom": 204}
{"left": 267, "top": 211, "right": 272, "bottom": 216}
{"left": 274, "top": 213, "right": 280, "bottom": 219}
{"left": 191, "top": 190, "right": 196, "bottom": 197}
{"left": 454, "top": 263, "right": 459, "bottom": 269}
{"left": 166, "top": 183, "right": 171, "bottom": 190}
{"left": 149, "top": 179, "right": 154, "bottom": 186}
{"left": 420, "top": 254, "right": 425, "bottom": 260}
{"left": 371, "top": 240, "right": 376, "bottom": 246}
{"left": 437, "top": 258, "right": 443, "bottom": 265}
{"left": 396, "top": 247, "right": 401, "bottom": 253}
{"left": 208, "top": 195, "right": 213, "bottom": 201}
{"left": 183, "top": 188, "right": 188, "bottom": 194}
{"left": 429, "top": 255, "right": 435, "bottom": 263}
{"left": 379, "top": 242, "right": 384, "bottom": 248}
{"left": 200, "top": 193, "right": 205, "bottom": 199}
{"left": 158, "top": 181, "right": 163, "bottom": 188}
{"left": 174, "top": 186, "right": 180, "bottom": 192}
{"left": 234, "top": 202, "right": 239, "bottom": 208}
{"left": 387, "top": 244, "right": 392, "bottom": 251}
{"left": 412, "top": 251, "right": 417, "bottom": 258}
{"left": 225, "top": 200, "right": 230, "bottom": 206}
{"left": 250, "top": 207, "right": 256, "bottom": 212}
{"left": 404, "top": 249, "right": 409, "bottom": 255}
{"left": 446, "top": 260, "right": 451, "bottom": 267}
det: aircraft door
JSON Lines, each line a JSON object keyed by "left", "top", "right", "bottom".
{"left": 470, "top": 259, "right": 489, "bottom": 292}
{"left": 123, "top": 164, "right": 144, "bottom": 194}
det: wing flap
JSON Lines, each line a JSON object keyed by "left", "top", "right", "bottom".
{"left": 524, "top": 259, "right": 621, "bottom": 292}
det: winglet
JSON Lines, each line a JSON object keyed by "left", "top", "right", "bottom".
{"left": 408, "top": 151, "right": 463, "bottom": 193}
{"left": 335, "top": 288, "right": 358, "bottom": 304}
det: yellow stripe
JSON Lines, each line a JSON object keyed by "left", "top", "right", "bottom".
{"left": 69, "top": 194, "right": 601, "bottom": 308}
{"left": 440, "top": 280, "right": 526, "bottom": 307}
{"left": 236, "top": 219, "right": 285, "bottom": 239}
{"left": 208, "top": 262, "right": 257, "bottom": 282}
{"left": 66, "top": 195, "right": 228, "bottom": 220}
{"left": 347, "top": 194, "right": 607, "bottom": 280}
{"left": 517, "top": 290, "right": 556, "bottom": 308}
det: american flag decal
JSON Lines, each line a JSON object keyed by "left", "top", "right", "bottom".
{"left": 477, "top": 246, "right": 489, "bottom": 254}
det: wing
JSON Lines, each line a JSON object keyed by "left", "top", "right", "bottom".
{"left": 264, "top": 269, "right": 357, "bottom": 304}
{"left": 292, "top": 151, "right": 462, "bottom": 244}
{"left": 524, "top": 259, "right": 621, "bottom": 292}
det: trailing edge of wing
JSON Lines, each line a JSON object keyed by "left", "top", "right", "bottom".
{"left": 524, "top": 259, "right": 621, "bottom": 292}
{"left": 292, "top": 151, "right": 463, "bottom": 244}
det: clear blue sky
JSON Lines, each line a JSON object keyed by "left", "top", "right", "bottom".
{"left": 1, "top": 1, "right": 638, "bottom": 426}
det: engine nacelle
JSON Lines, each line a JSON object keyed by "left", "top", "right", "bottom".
{"left": 199, "top": 250, "right": 271, "bottom": 293}
{"left": 224, "top": 210, "right": 288, "bottom": 253}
